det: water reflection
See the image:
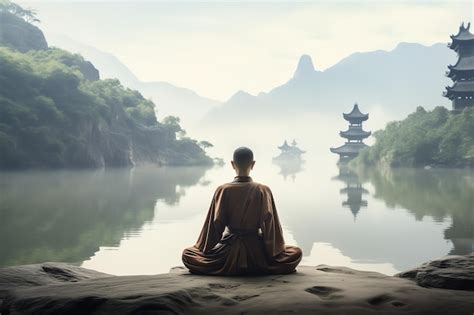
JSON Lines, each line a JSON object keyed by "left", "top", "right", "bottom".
{"left": 1, "top": 161, "right": 472, "bottom": 275}
{"left": 0, "top": 166, "right": 209, "bottom": 267}
{"left": 358, "top": 167, "right": 474, "bottom": 255}
{"left": 272, "top": 159, "right": 304, "bottom": 181}
{"left": 333, "top": 164, "right": 368, "bottom": 220}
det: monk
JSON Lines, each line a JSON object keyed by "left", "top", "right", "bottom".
{"left": 182, "top": 147, "right": 302, "bottom": 276}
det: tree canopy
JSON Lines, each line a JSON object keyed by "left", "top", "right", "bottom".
{"left": 353, "top": 106, "right": 474, "bottom": 168}
{"left": 0, "top": 46, "right": 212, "bottom": 168}
{"left": 0, "top": 0, "right": 39, "bottom": 23}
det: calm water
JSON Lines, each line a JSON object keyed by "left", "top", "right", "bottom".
{"left": 1, "top": 154, "right": 472, "bottom": 276}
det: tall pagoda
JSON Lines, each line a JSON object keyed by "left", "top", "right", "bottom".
{"left": 444, "top": 22, "right": 474, "bottom": 111}
{"left": 330, "top": 104, "right": 371, "bottom": 161}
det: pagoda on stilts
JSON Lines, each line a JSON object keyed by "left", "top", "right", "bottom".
{"left": 444, "top": 22, "right": 474, "bottom": 111}
{"left": 330, "top": 103, "right": 371, "bottom": 163}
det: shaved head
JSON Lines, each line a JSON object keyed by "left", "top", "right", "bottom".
{"left": 232, "top": 147, "right": 254, "bottom": 169}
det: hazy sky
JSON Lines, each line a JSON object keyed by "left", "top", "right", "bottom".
{"left": 20, "top": 1, "right": 473, "bottom": 100}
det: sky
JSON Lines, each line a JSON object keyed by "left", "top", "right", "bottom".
{"left": 20, "top": 0, "right": 474, "bottom": 101}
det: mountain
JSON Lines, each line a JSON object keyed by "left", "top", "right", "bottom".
{"left": 292, "top": 54, "right": 318, "bottom": 80}
{"left": 47, "top": 35, "right": 221, "bottom": 127}
{"left": 204, "top": 43, "right": 456, "bottom": 124}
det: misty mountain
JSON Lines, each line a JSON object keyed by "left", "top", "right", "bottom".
{"left": 47, "top": 35, "right": 221, "bottom": 127}
{"left": 205, "top": 42, "right": 456, "bottom": 123}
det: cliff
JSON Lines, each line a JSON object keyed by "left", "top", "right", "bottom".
{"left": 0, "top": 7, "right": 212, "bottom": 169}
{"left": 0, "top": 11, "right": 47, "bottom": 52}
{"left": 0, "top": 255, "right": 473, "bottom": 314}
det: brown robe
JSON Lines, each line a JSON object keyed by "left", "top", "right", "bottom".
{"left": 182, "top": 176, "right": 302, "bottom": 275}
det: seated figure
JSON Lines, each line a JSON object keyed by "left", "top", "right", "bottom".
{"left": 182, "top": 147, "right": 302, "bottom": 275}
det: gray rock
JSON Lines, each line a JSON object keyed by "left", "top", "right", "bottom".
{"left": 1, "top": 260, "right": 474, "bottom": 314}
{"left": 0, "top": 12, "right": 48, "bottom": 52}
{"left": 0, "top": 263, "right": 110, "bottom": 296}
{"left": 396, "top": 254, "right": 474, "bottom": 291}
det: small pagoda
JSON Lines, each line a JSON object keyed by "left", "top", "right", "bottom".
{"left": 444, "top": 22, "right": 474, "bottom": 111}
{"left": 330, "top": 103, "right": 371, "bottom": 162}
{"left": 273, "top": 139, "right": 305, "bottom": 161}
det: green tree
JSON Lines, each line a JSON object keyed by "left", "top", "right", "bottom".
{"left": 0, "top": 0, "right": 39, "bottom": 23}
{"left": 198, "top": 140, "right": 214, "bottom": 150}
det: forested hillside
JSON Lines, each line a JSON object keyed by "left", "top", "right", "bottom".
{"left": 0, "top": 2, "right": 212, "bottom": 169}
{"left": 353, "top": 106, "right": 474, "bottom": 168}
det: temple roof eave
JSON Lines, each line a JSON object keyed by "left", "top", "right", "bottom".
{"left": 343, "top": 104, "right": 369, "bottom": 121}
{"left": 343, "top": 114, "right": 369, "bottom": 122}
{"left": 342, "top": 110, "right": 369, "bottom": 117}
{"left": 330, "top": 143, "right": 368, "bottom": 156}
{"left": 444, "top": 81, "right": 474, "bottom": 98}
{"left": 448, "top": 55, "right": 474, "bottom": 72}
{"left": 340, "top": 129, "right": 372, "bottom": 139}
{"left": 450, "top": 22, "right": 474, "bottom": 43}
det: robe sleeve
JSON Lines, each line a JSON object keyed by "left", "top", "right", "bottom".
{"left": 195, "top": 186, "right": 227, "bottom": 253}
{"left": 260, "top": 186, "right": 286, "bottom": 258}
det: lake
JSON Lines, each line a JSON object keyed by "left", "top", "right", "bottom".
{"left": 1, "top": 152, "right": 472, "bottom": 276}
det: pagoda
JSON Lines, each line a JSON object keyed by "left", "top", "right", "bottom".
{"left": 273, "top": 139, "right": 305, "bottom": 161}
{"left": 330, "top": 104, "right": 371, "bottom": 161}
{"left": 444, "top": 22, "right": 474, "bottom": 111}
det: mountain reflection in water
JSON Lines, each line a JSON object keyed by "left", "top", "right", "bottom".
{"left": 0, "top": 166, "right": 209, "bottom": 267}
{"left": 358, "top": 167, "right": 474, "bottom": 256}
{"left": 0, "top": 162, "right": 472, "bottom": 276}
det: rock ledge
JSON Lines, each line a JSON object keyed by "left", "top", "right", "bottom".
{"left": 1, "top": 256, "right": 473, "bottom": 314}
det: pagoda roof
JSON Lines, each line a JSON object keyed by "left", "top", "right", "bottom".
{"left": 342, "top": 200, "right": 368, "bottom": 219}
{"left": 278, "top": 140, "right": 290, "bottom": 150}
{"left": 449, "top": 23, "right": 474, "bottom": 51}
{"left": 340, "top": 126, "right": 371, "bottom": 139}
{"left": 448, "top": 55, "right": 474, "bottom": 72}
{"left": 451, "top": 22, "right": 474, "bottom": 41}
{"left": 444, "top": 80, "right": 474, "bottom": 98}
{"left": 330, "top": 143, "right": 367, "bottom": 156}
{"left": 290, "top": 147, "right": 305, "bottom": 154}
{"left": 343, "top": 104, "right": 369, "bottom": 122}
{"left": 340, "top": 186, "right": 369, "bottom": 195}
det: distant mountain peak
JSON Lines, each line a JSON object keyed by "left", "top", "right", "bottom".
{"left": 227, "top": 90, "right": 254, "bottom": 102}
{"left": 293, "top": 54, "right": 315, "bottom": 79}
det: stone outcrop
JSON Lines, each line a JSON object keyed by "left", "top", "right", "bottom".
{"left": 0, "top": 11, "right": 47, "bottom": 52}
{"left": 396, "top": 253, "right": 474, "bottom": 291}
{"left": 1, "top": 256, "right": 473, "bottom": 314}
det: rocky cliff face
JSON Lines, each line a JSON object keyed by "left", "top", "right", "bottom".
{"left": 0, "top": 11, "right": 47, "bottom": 52}
{"left": 56, "top": 90, "right": 211, "bottom": 169}
{"left": 58, "top": 55, "right": 100, "bottom": 81}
